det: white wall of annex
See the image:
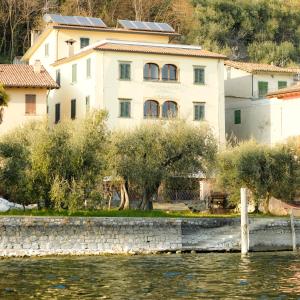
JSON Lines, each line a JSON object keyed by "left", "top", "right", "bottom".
{"left": 0, "top": 88, "right": 48, "bottom": 135}
{"left": 226, "top": 97, "right": 300, "bottom": 145}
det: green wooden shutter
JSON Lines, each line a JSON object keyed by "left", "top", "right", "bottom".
{"left": 258, "top": 81, "right": 268, "bottom": 98}
{"left": 234, "top": 110, "right": 241, "bottom": 124}
{"left": 278, "top": 81, "right": 287, "bottom": 89}
{"left": 71, "top": 99, "right": 76, "bottom": 119}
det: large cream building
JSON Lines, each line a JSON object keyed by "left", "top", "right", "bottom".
{"left": 224, "top": 60, "right": 299, "bottom": 144}
{"left": 22, "top": 14, "right": 226, "bottom": 144}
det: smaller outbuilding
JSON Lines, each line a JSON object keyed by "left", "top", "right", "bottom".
{"left": 0, "top": 61, "right": 58, "bottom": 135}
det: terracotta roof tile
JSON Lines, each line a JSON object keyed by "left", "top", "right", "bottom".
{"left": 94, "top": 42, "right": 227, "bottom": 59}
{"left": 225, "top": 60, "right": 298, "bottom": 74}
{"left": 0, "top": 64, "right": 58, "bottom": 89}
{"left": 267, "top": 83, "right": 300, "bottom": 98}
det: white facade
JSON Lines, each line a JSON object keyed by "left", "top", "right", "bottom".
{"left": 51, "top": 49, "right": 225, "bottom": 143}
{"left": 0, "top": 88, "right": 47, "bottom": 135}
{"left": 22, "top": 19, "right": 226, "bottom": 144}
{"left": 225, "top": 64, "right": 298, "bottom": 144}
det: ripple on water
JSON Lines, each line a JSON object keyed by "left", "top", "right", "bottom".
{"left": 0, "top": 252, "right": 298, "bottom": 299}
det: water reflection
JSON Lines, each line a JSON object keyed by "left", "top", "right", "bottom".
{"left": 0, "top": 252, "right": 299, "bottom": 299}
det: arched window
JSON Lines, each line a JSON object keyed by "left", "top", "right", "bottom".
{"left": 144, "top": 100, "right": 159, "bottom": 118}
{"left": 144, "top": 63, "right": 159, "bottom": 80}
{"left": 162, "top": 101, "right": 178, "bottom": 118}
{"left": 162, "top": 64, "right": 177, "bottom": 81}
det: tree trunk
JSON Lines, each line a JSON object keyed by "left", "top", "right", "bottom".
{"left": 118, "top": 181, "right": 130, "bottom": 210}
{"left": 140, "top": 189, "right": 153, "bottom": 210}
{"left": 263, "top": 194, "right": 270, "bottom": 214}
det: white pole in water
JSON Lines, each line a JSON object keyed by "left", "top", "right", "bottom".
{"left": 241, "top": 188, "right": 249, "bottom": 254}
{"left": 290, "top": 209, "right": 297, "bottom": 252}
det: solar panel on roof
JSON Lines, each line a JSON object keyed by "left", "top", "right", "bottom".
{"left": 118, "top": 19, "right": 175, "bottom": 33}
{"left": 43, "top": 14, "right": 107, "bottom": 28}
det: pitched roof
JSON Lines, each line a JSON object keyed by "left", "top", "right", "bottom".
{"left": 0, "top": 64, "right": 58, "bottom": 89}
{"left": 267, "top": 84, "right": 300, "bottom": 99}
{"left": 94, "top": 42, "right": 227, "bottom": 58}
{"left": 225, "top": 60, "right": 298, "bottom": 74}
{"left": 52, "top": 40, "right": 226, "bottom": 66}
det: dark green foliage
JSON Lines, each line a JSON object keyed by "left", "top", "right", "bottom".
{"left": 110, "top": 120, "right": 217, "bottom": 210}
{"left": 217, "top": 141, "right": 300, "bottom": 212}
{"left": 188, "top": 0, "right": 300, "bottom": 65}
{"left": 0, "top": 111, "right": 108, "bottom": 210}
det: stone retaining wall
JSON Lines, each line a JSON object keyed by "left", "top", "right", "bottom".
{"left": 0, "top": 217, "right": 299, "bottom": 257}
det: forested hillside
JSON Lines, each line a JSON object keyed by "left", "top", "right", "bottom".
{"left": 0, "top": 0, "right": 299, "bottom": 66}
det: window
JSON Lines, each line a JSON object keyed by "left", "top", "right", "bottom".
{"left": 162, "top": 101, "right": 178, "bottom": 118}
{"left": 72, "top": 64, "right": 77, "bottom": 83}
{"left": 278, "top": 81, "right": 287, "bottom": 89}
{"left": 86, "top": 96, "right": 90, "bottom": 113}
{"left": 258, "top": 81, "right": 268, "bottom": 98}
{"left": 56, "top": 69, "right": 61, "bottom": 86}
{"left": 144, "top": 63, "right": 159, "bottom": 80}
{"left": 144, "top": 100, "right": 159, "bottom": 118}
{"left": 86, "top": 58, "right": 91, "bottom": 78}
{"left": 45, "top": 43, "right": 49, "bottom": 57}
{"left": 71, "top": 99, "right": 76, "bottom": 119}
{"left": 119, "top": 62, "right": 131, "bottom": 80}
{"left": 162, "top": 64, "right": 177, "bottom": 81}
{"left": 234, "top": 110, "right": 241, "bottom": 124}
{"left": 80, "top": 38, "right": 90, "bottom": 49}
{"left": 55, "top": 103, "right": 60, "bottom": 124}
{"left": 194, "top": 103, "right": 205, "bottom": 121}
{"left": 194, "top": 67, "right": 205, "bottom": 84}
{"left": 119, "top": 99, "right": 131, "bottom": 118}
{"left": 25, "top": 94, "right": 36, "bottom": 115}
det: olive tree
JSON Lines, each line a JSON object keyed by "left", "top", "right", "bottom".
{"left": 217, "top": 140, "right": 299, "bottom": 213}
{"left": 109, "top": 121, "right": 217, "bottom": 210}
{"left": 0, "top": 111, "right": 109, "bottom": 211}
{"left": 0, "top": 84, "right": 9, "bottom": 124}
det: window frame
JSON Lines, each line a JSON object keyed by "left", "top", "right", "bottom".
{"left": 56, "top": 69, "right": 61, "bottom": 86}
{"left": 119, "top": 98, "right": 131, "bottom": 118}
{"left": 72, "top": 64, "right": 77, "bottom": 83}
{"left": 86, "top": 58, "right": 91, "bottom": 78}
{"left": 234, "top": 109, "right": 241, "bottom": 125}
{"left": 258, "top": 81, "right": 268, "bottom": 98}
{"left": 194, "top": 66, "right": 205, "bottom": 85}
{"left": 193, "top": 102, "right": 205, "bottom": 121}
{"left": 55, "top": 103, "right": 60, "bottom": 124}
{"left": 278, "top": 81, "right": 287, "bottom": 90}
{"left": 25, "top": 94, "right": 36, "bottom": 116}
{"left": 86, "top": 96, "right": 90, "bottom": 114}
{"left": 144, "top": 100, "right": 160, "bottom": 118}
{"left": 119, "top": 62, "right": 131, "bottom": 81}
{"left": 71, "top": 99, "right": 76, "bottom": 120}
{"left": 161, "top": 64, "right": 178, "bottom": 81}
{"left": 80, "top": 37, "right": 90, "bottom": 49}
{"left": 162, "top": 101, "right": 178, "bottom": 119}
{"left": 44, "top": 43, "right": 49, "bottom": 57}
{"left": 143, "top": 63, "right": 159, "bottom": 81}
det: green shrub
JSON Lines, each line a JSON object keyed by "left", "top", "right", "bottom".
{"left": 0, "top": 111, "right": 108, "bottom": 210}
{"left": 217, "top": 140, "right": 299, "bottom": 212}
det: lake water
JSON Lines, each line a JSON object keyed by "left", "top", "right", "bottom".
{"left": 0, "top": 252, "right": 299, "bottom": 299}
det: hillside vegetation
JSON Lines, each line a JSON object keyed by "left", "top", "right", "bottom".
{"left": 0, "top": 0, "right": 299, "bottom": 66}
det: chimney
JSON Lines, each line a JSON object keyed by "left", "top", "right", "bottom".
{"left": 31, "top": 30, "right": 41, "bottom": 46}
{"left": 65, "top": 39, "right": 76, "bottom": 57}
{"left": 33, "top": 60, "right": 42, "bottom": 74}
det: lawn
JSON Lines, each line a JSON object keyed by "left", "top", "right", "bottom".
{"left": 0, "top": 209, "right": 240, "bottom": 218}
